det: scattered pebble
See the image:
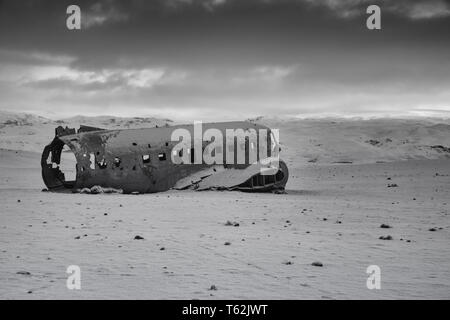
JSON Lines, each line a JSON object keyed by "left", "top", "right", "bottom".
{"left": 134, "top": 235, "right": 144, "bottom": 240}
{"left": 208, "top": 285, "right": 217, "bottom": 291}
{"left": 429, "top": 228, "right": 437, "bottom": 232}
{"left": 379, "top": 235, "right": 393, "bottom": 240}
{"left": 224, "top": 242, "right": 231, "bottom": 246}
{"left": 17, "top": 271, "right": 31, "bottom": 275}
{"left": 380, "top": 224, "right": 391, "bottom": 229}
{"left": 387, "top": 184, "right": 398, "bottom": 188}
{"left": 311, "top": 261, "right": 323, "bottom": 267}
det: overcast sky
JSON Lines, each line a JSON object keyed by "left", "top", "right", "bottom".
{"left": 0, "top": 0, "right": 449, "bottom": 121}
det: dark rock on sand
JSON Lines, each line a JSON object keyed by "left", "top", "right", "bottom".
{"left": 225, "top": 220, "right": 239, "bottom": 227}
{"left": 387, "top": 184, "right": 398, "bottom": 188}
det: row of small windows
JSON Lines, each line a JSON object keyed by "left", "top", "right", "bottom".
{"left": 82, "top": 139, "right": 261, "bottom": 170}
{"left": 83, "top": 146, "right": 206, "bottom": 171}
{"left": 81, "top": 139, "right": 260, "bottom": 171}
{"left": 81, "top": 152, "right": 167, "bottom": 171}
{"left": 130, "top": 141, "right": 256, "bottom": 150}
{"left": 130, "top": 142, "right": 169, "bottom": 147}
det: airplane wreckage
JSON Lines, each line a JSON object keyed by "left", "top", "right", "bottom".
{"left": 41, "top": 122, "right": 289, "bottom": 194}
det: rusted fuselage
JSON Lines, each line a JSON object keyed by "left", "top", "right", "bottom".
{"left": 41, "top": 122, "right": 289, "bottom": 194}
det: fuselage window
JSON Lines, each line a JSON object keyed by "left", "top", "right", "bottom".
{"left": 89, "top": 153, "right": 95, "bottom": 169}
{"left": 142, "top": 154, "right": 151, "bottom": 164}
{"left": 114, "top": 157, "right": 121, "bottom": 167}
{"left": 158, "top": 153, "right": 166, "bottom": 161}
{"left": 171, "top": 149, "right": 183, "bottom": 158}
{"left": 97, "top": 158, "right": 107, "bottom": 169}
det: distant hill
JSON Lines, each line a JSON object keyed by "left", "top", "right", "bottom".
{"left": 249, "top": 116, "right": 450, "bottom": 167}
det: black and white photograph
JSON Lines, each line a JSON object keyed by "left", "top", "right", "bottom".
{"left": 0, "top": 0, "right": 449, "bottom": 305}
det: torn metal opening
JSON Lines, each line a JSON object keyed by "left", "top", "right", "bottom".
{"left": 41, "top": 137, "right": 77, "bottom": 191}
{"left": 234, "top": 160, "right": 289, "bottom": 192}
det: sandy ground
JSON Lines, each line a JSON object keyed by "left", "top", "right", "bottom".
{"left": 1, "top": 149, "right": 449, "bottom": 299}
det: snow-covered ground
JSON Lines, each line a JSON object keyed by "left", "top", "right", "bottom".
{"left": 0, "top": 112, "right": 449, "bottom": 299}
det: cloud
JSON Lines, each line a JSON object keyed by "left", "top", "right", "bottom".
{"left": 303, "top": 0, "right": 450, "bottom": 20}
{"left": 400, "top": 1, "right": 450, "bottom": 19}
{"left": 0, "top": 50, "right": 76, "bottom": 67}
{"left": 82, "top": 1, "right": 129, "bottom": 29}
{"left": 202, "top": 0, "right": 227, "bottom": 11}
{"left": 157, "top": 0, "right": 450, "bottom": 19}
{"left": 22, "top": 67, "right": 168, "bottom": 91}
{"left": 0, "top": 0, "right": 449, "bottom": 120}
